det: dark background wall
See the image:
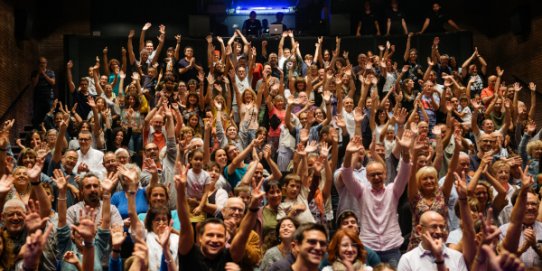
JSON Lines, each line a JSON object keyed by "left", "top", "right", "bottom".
{"left": 1, "top": 0, "right": 542, "bottom": 135}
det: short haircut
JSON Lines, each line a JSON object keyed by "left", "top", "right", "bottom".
{"left": 234, "top": 185, "right": 251, "bottom": 196}
{"left": 293, "top": 223, "right": 328, "bottom": 244}
{"left": 3, "top": 199, "right": 26, "bottom": 212}
{"left": 198, "top": 217, "right": 226, "bottom": 236}
{"left": 337, "top": 210, "right": 358, "bottom": 225}
{"left": 283, "top": 174, "right": 301, "bottom": 187}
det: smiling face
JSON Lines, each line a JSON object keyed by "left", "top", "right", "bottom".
{"left": 338, "top": 235, "right": 359, "bottom": 264}
{"left": 149, "top": 186, "right": 168, "bottom": 207}
{"left": 214, "top": 149, "right": 228, "bottom": 168}
{"left": 294, "top": 230, "right": 327, "bottom": 267}
{"left": 3, "top": 205, "right": 25, "bottom": 234}
{"left": 266, "top": 185, "right": 282, "bottom": 208}
{"left": 199, "top": 222, "right": 227, "bottom": 257}
{"left": 366, "top": 162, "right": 386, "bottom": 190}
{"left": 417, "top": 211, "right": 448, "bottom": 247}
{"left": 13, "top": 167, "right": 29, "bottom": 187}
{"left": 524, "top": 192, "right": 540, "bottom": 225}
{"left": 279, "top": 219, "right": 296, "bottom": 240}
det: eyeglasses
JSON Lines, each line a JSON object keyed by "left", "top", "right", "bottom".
{"left": 227, "top": 207, "right": 244, "bottom": 213}
{"left": 340, "top": 243, "right": 359, "bottom": 249}
{"left": 145, "top": 147, "right": 158, "bottom": 151}
{"left": 78, "top": 138, "right": 91, "bottom": 142}
{"left": 306, "top": 239, "right": 327, "bottom": 247}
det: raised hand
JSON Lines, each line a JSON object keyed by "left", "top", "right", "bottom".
{"left": 353, "top": 107, "right": 366, "bottom": 122}
{"left": 304, "top": 141, "right": 318, "bottom": 153}
{"left": 117, "top": 165, "right": 138, "bottom": 188}
{"left": 454, "top": 172, "right": 467, "bottom": 199}
{"left": 22, "top": 224, "right": 54, "bottom": 270}
{"left": 67, "top": 60, "right": 73, "bottom": 69}
{"left": 496, "top": 66, "right": 504, "bottom": 77}
{"left": 398, "top": 129, "right": 415, "bottom": 149}
{"left": 471, "top": 99, "right": 481, "bottom": 110}
{"left": 335, "top": 115, "right": 346, "bottom": 129}
{"left": 101, "top": 172, "right": 118, "bottom": 194}
{"left": 142, "top": 22, "right": 152, "bottom": 31}
{"left": 174, "top": 162, "right": 189, "bottom": 192}
{"left": 63, "top": 251, "right": 81, "bottom": 266}
{"left": 111, "top": 225, "right": 127, "bottom": 247}
{"left": 52, "top": 169, "right": 67, "bottom": 191}
{"left": 526, "top": 119, "right": 537, "bottom": 135}
{"left": 319, "top": 141, "right": 331, "bottom": 158}
{"left": 71, "top": 206, "right": 97, "bottom": 241}
{"left": 87, "top": 96, "right": 96, "bottom": 109}
{"left": 25, "top": 200, "right": 49, "bottom": 233}
{"left": 143, "top": 158, "right": 158, "bottom": 175}
{"left": 421, "top": 231, "right": 444, "bottom": 258}
{"left": 393, "top": 107, "right": 408, "bottom": 125}
{"left": 155, "top": 221, "right": 173, "bottom": 248}
{"left": 346, "top": 136, "right": 362, "bottom": 153}
{"left": 0, "top": 174, "right": 14, "bottom": 194}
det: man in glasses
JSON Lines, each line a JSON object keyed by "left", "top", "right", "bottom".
{"left": 398, "top": 211, "right": 467, "bottom": 271}
{"left": 288, "top": 223, "right": 328, "bottom": 271}
{"left": 73, "top": 130, "right": 106, "bottom": 179}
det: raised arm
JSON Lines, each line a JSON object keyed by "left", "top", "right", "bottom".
{"left": 227, "top": 136, "right": 263, "bottom": 176}
{"left": 150, "top": 26, "right": 166, "bottom": 66}
{"left": 528, "top": 82, "right": 537, "bottom": 120}
{"left": 67, "top": 60, "right": 76, "bottom": 93}
{"left": 454, "top": 172, "right": 476, "bottom": 267}
{"left": 175, "top": 162, "right": 194, "bottom": 255}
{"left": 229, "top": 180, "right": 265, "bottom": 262}
{"left": 501, "top": 172, "right": 532, "bottom": 253}
{"left": 103, "top": 47, "right": 110, "bottom": 76}
{"left": 403, "top": 33, "right": 413, "bottom": 62}
{"left": 139, "top": 22, "right": 151, "bottom": 53}
{"left": 442, "top": 131, "right": 462, "bottom": 199}
{"left": 341, "top": 136, "right": 365, "bottom": 198}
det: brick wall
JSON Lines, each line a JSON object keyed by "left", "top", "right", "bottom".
{"left": 0, "top": 1, "right": 39, "bottom": 139}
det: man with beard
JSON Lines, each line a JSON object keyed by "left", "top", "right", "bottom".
{"left": 397, "top": 211, "right": 467, "bottom": 271}
{"left": 176, "top": 160, "right": 264, "bottom": 271}
{"left": 49, "top": 117, "right": 80, "bottom": 209}
{"left": 500, "top": 188, "right": 542, "bottom": 268}
{"left": 287, "top": 223, "right": 328, "bottom": 271}
{"left": 66, "top": 173, "right": 123, "bottom": 227}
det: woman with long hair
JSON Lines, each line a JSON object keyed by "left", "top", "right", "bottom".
{"left": 323, "top": 229, "right": 371, "bottom": 271}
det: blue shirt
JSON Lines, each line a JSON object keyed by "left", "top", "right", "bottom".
{"left": 111, "top": 189, "right": 149, "bottom": 219}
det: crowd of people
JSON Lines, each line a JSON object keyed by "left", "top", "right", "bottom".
{"left": 13, "top": 10, "right": 542, "bottom": 271}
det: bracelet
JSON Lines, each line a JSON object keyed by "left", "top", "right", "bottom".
{"left": 434, "top": 260, "right": 445, "bottom": 265}
{"left": 83, "top": 240, "right": 94, "bottom": 248}
{"left": 112, "top": 248, "right": 121, "bottom": 253}
{"left": 57, "top": 197, "right": 67, "bottom": 201}
{"left": 248, "top": 207, "right": 259, "bottom": 213}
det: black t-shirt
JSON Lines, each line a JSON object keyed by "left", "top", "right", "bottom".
{"left": 179, "top": 245, "right": 233, "bottom": 271}
{"left": 386, "top": 8, "right": 405, "bottom": 34}
{"left": 426, "top": 11, "right": 449, "bottom": 33}
{"left": 359, "top": 11, "right": 378, "bottom": 35}
{"left": 242, "top": 19, "right": 262, "bottom": 36}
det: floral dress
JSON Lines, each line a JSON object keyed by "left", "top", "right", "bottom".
{"left": 407, "top": 189, "right": 448, "bottom": 251}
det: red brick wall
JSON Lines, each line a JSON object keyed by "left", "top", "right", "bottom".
{"left": 0, "top": 1, "right": 39, "bottom": 138}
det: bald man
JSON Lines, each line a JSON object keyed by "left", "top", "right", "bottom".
{"left": 221, "top": 197, "right": 262, "bottom": 270}
{"left": 397, "top": 211, "right": 467, "bottom": 271}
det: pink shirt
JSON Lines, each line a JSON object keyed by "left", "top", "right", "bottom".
{"left": 341, "top": 159, "right": 411, "bottom": 251}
